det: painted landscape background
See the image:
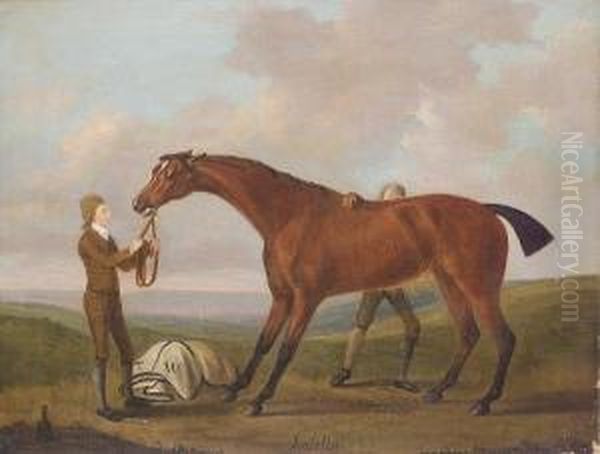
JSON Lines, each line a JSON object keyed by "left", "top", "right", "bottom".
{"left": 0, "top": 276, "right": 596, "bottom": 452}
{"left": 1, "top": 1, "right": 598, "bottom": 452}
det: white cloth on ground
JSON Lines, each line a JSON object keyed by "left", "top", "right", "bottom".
{"left": 130, "top": 340, "right": 237, "bottom": 402}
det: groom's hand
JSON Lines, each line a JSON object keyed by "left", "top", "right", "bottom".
{"left": 148, "top": 238, "right": 160, "bottom": 256}
{"left": 129, "top": 238, "right": 143, "bottom": 253}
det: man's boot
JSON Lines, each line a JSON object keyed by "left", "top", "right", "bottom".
{"left": 392, "top": 335, "right": 420, "bottom": 392}
{"left": 330, "top": 328, "right": 366, "bottom": 386}
{"left": 92, "top": 360, "right": 122, "bottom": 422}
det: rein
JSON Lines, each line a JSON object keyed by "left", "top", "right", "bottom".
{"left": 135, "top": 211, "right": 159, "bottom": 287}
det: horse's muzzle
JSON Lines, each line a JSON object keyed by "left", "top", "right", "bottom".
{"left": 132, "top": 196, "right": 149, "bottom": 214}
{"left": 133, "top": 197, "right": 158, "bottom": 218}
{"left": 132, "top": 196, "right": 142, "bottom": 213}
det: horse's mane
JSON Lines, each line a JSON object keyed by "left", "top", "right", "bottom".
{"left": 201, "top": 154, "right": 339, "bottom": 196}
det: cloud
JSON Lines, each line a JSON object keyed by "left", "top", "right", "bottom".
{"left": 1, "top": 1, "right": 598, "bottom": 289}
{"left": 226, "top": 0, "right": 537, "bottom": 157}
{"left": 1, "top": 85, "right": 76, "bottom": 121}
{"left": 0, "top": 97, "right": 268, "bottom": 288}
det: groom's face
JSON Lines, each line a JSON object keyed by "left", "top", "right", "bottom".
{"left": 94, "top": 204, "right": 111, "bottom": 226}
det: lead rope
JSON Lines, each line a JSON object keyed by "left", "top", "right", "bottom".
{"left": 135, "top": 212, "right": 159, "bottom": 287}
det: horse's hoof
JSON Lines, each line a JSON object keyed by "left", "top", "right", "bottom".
{"left": 222, "top": 388, "right": 238, "bottom": 403}
{"left": 393, "top": 379, "right": 420, "bottom": 393}
{"left": 330, "top": 368, "right": 351, "bottom": 387}
{"left": 422, "top": 390, "right": 443, "bottom": 404}
{"left": 469, "top": 400, "right": 491, "bottom": 416}
{"left": 245, "top": 402, "right": 263, "bottom": 417}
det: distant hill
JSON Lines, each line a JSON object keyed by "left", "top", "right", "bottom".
{"left": 5, "top": 277, "right": 564, "bottom": 341}
{"left": 0, "top": 312, "right": 188, "bottom": 390}
{"left": 0, "top": 289, "right": 270, "bottom": 323}
{"left": 0, "top": 302, "right": 88, "bottom": 333}
{"left": 0, "top": 314, "right": 90, "bottom": 390}
{"left": 0, "top": 283, "right": 442, "bottom": 339}
{"left": 0, "top": 275, "right": 596, "bottom": 452}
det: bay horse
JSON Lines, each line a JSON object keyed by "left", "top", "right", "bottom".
{"left": 132, "top": 150, "right": 553, "bottom": 417}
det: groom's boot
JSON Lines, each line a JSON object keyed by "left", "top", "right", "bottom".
{"left": 93, "top": 360, "right": 122, "bottom": 422}
{"left": 392, "top": 334, "right": 420, "bottom": 393}
{"left": 330, "top": 327, "right": 366, "bottom": 386}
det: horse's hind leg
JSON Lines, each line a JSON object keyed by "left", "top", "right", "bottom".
{"left": 423, "top": 269, "right": 480, "bottom": 404}
{"left": 469, "top": 297, "right": 515, "bottom": 416}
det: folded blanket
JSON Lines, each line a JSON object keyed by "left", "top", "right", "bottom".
{"left": 130, "top": 340, "right": 237, "bottom": 402}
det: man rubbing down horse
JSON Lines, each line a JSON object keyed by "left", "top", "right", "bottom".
{"left": 332, "top": 183, "right": 421, "bottom": 392}
{"left": 77, "top": 193, "right": 147, "bottom": 421}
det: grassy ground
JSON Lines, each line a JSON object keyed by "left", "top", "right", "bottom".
{"left": 0, "top": 276, "right": 597, "bottom": 453}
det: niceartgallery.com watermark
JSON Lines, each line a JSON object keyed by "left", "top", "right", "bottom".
{"left": 558, "top": 132, "right": 583, "bottom": 323}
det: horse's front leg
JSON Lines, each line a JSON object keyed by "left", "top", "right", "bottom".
{"left": 223, "top": 295, "right": 291, "bottom": 403}
{"left": 247, "top": 295, "right": 316, "bottom": 416}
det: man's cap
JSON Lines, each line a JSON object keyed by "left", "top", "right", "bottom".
{"left": 380, "top": 183, "right": 406, "bottom": 200}
{"left": 80, "top": 193, "right": 105, "bottom": 226}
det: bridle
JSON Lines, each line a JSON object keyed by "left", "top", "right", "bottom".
{"left": 135, "top": 209, "right": 159, "bottom": 287}
{"left": 134, "top": 149, "right": 204, "bottom": 287}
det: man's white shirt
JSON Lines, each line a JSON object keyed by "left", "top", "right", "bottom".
{"left": 91, "top": 222, "right": 110, "bottom": 241}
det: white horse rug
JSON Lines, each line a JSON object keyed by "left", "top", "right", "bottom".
{"left": 130, "top": 340, "right": 237, "bottom": 403}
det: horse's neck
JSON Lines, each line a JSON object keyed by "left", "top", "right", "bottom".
{"left": 196, "top": 159, "right": 295, "bottom": 239}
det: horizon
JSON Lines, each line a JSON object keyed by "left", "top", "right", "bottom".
{"left": 1, "top": 273, "right": 590, "bottom": 294}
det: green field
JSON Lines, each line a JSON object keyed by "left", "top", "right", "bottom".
{"left": 0, "top": 276, "right": 597, "bottom": 453}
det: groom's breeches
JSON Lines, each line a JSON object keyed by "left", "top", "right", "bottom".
{"left": 353, "top": 290, "right": 385, "bottom": 330}
{"left": 84, "top": 291, "right": 134, "bottom": 362}
{"left": 353, "top": 288, "right": 414, "bottom": 331}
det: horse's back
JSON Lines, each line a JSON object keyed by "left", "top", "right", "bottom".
{"left": 400, "top": 194, "right": 509, "bottom": 291}
{"left": 349, "top": 194, "right": 507, "bottom": 288}
{"left": 270, "top": 192, "right": 507, "bottom": 296}
{"left": 287, "top": 196, "right": 435, "bottom": 294}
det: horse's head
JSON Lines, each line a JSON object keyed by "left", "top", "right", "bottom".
{"left": 132, "top": 150, "right": 204, "bottom": 215}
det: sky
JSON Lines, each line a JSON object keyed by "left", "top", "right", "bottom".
{"left": 0, "top": 0, "right": 598, "bottom": 292}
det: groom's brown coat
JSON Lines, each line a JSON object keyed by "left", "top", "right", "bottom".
{"left": 78, "top": 228, "right": 137, "bottom": 361}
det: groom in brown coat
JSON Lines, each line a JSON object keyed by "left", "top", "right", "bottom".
{"left": 78, "top": 193, "right": 144, "bottom": 421}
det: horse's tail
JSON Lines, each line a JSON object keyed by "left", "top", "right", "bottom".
{"left": 485, "top": 204, "right": 554, "bottom": 257}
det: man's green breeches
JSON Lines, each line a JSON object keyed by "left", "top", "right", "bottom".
{"left": 353, "top": 288, "right": 420, "bottom": 339}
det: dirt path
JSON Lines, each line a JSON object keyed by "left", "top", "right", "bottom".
{"left": 0, "top": 375, "right": 593, "bottom": 454}
{"left": 1, "top": 278, "right": 596, "bottom": 453}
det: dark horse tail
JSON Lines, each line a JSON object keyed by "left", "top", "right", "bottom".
{"left": 485, "top": 204, "right": 554, "bottom": 257}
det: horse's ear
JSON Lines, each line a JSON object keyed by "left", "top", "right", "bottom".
{"left": 190, "top": 150, "right": 207, "bottom": 161}
{"left": 181, "top": 153, "right": 197, "bottom": 173}
{"left": 160, "top": 149, "right": 194, "bottom": 161}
